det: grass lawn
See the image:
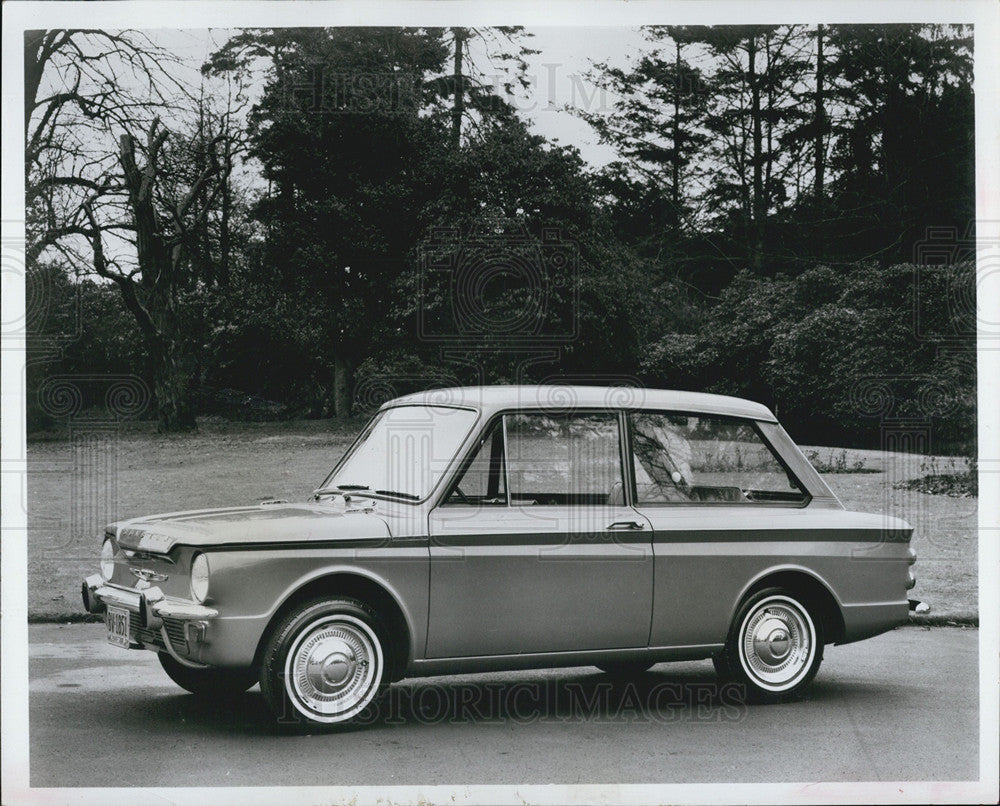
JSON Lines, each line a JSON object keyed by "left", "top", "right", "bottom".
{"left": 23, "top": 422, "right": 977, "bottom": 621}
{"left": 801, "top": 446, "right": 977, "bottom": 622}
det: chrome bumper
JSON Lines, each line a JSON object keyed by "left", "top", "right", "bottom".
{"left": 82, "top": 574, "right": 218, "bottom": 622}
{"left": 81, "top": 574, "right": 217, "bottom": 666}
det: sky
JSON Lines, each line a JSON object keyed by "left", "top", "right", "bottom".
{"left": 478, "top": 26, "right": 649, "bottom": 165}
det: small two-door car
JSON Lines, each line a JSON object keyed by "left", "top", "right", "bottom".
{"left": 83, "top": 386, "right": 918, "bottom": 727}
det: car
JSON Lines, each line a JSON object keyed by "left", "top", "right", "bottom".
{"left": 82, "top": 385, "right": 917, "bottom": 727}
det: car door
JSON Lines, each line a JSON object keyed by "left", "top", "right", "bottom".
{"left": 625, "top": 410, "right": 814, "bottom": 647}
{"left": 426, "top": 410, "right": 653, "bottom": 659}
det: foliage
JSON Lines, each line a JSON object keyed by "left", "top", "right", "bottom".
{"left": 642, "top": 261, "right": 975, "bottom": 453}
{"left": 822, "top": 24, "right": 974, "bottom": 265}
{"left": 207, "top": 28, "right": 459, "bottom": 416}
{"left": 893, "top": 456, "right": 977, "bottom": 497}
{"left": 26, "top": 262, "right": 147, "bottom": 428}
{"left": 24, "top": 25, "right": 977, "bottom": 460}
{"left": 579, "top": 24, "right": 974, "bottom": 280}
{"left": 804, "top": 449, "right": 878, "bottom": 474}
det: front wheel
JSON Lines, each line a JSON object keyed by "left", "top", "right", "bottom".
{"left": 714, "top": 587, "right": 824, "bottom": 702}
{"left": 157, "top": 652, "right": 257, "bottom": 697}
{"left": 259, "top": 597, "right": 388, "bottom": 728}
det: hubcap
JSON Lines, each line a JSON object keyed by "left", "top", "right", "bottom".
{"left": 739, "top": 596, "right": 815, "bottom": 691}
{"left": 285, "top": 614, "right": 382, "bottom": 722}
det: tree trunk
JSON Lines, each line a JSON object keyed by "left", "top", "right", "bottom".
{"left": 220, "top": 135, "right": 232, "bottom": 285}
{"left": 153, "top": 347, "right": 197, "bottom": 432}
{"left": 748, "top": 34, "right": 765, "bottom": 273}
{"left": 24, "top": 31, "right": 47, "bottom": 134}
{"left": 333, "top": 355, "right": 353, "bottom": 418}
{"left": 451, "top": 28, "right": 466, "bottom": 151}
{"left": 814, "top": 24, "right": 826, "bottom": 200}
{"left": 671, "top": 41, "right": 682, "bottom": 228}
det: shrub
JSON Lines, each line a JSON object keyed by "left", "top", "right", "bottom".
{"left": 642, "top": 261, "right": 975, "bottom": 453}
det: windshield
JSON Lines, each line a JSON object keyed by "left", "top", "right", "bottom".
{"left": 323, "top": 405, "right": 478, "bottom": 501}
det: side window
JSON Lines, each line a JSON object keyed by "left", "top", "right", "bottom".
{"left": 505, "top": 412, "right": 624, "bottom": 506}
{"left": 443, "top": 420, "right": 506, "bottom": 505}
{"left": 629, "top": 412, "right": 808, "bottom": 505}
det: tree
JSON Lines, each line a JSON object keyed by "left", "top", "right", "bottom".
{"left": 396, "top": 111, "right": 664, "bottom": 385}
{"left": 689, "top": 25, "right": 811, "bottom": 272}
{"left": 823, "top": 24, "right": 974, "bottom": 264}
{"left": 25, "top": 29, "right": 247, "bottom": 430}
{"left": 207, "top": 27, "right": 455, "bottom": 417}
{"left": 813, "top": 24, "right": 827, "bottom": 201}
{"left": 578, "top": 25, "right": 817, "bottom": 277}
{"left": 80, "top": 111, "right": 238, "bottom": 430}
{"left": 438, "top": 26, "right": 538, "bottom": 150}
{"left": 24, "top": 30, "right": 189, "bottom": 266}
{"left": 578, "top": 27, "right": 710, "bottom": 239}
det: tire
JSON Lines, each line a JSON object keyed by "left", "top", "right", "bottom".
{"left": 259, "top": 597, "right": 388, "bottom": 728}
{"left": 596, "top": 661, "right": 654, "bottom": 677}
{"left": 714, "top": 587, "right": 824, "bottom": 702}
{"left": 157, "top": 652, "right": 257, "bottom": 697}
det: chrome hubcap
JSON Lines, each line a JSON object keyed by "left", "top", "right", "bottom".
{"left": 753, "top": 619, "right": 791, "bottom": 664}
{"left": 285, "top": 615, "right": 382, "bottom": 722}
{"left": 739, "top": 596, "right": 815, "bottom": 691}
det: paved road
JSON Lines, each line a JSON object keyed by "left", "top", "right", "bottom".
{"left": 27, "top": 624, "right": 978, "bottom": 787}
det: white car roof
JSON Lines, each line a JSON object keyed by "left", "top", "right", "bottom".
{"left": 384, "top": 385, "right": 778, "bottom": 422}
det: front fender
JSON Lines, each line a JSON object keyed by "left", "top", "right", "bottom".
{"left": 192, "top": 541, "right": 429, "bottom": 668}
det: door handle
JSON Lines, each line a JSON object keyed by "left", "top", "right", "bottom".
{"left": 607, "top": 521, "right": 646, "bottom": 531}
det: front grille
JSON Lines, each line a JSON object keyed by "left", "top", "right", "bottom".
{"left": 163, "top": 617, "right": 189, "bottom": 654}
{"left": 130, "top": 618, "right": 188, "bottom": 654}
{"left": 131, "top": 624, "right": 163, "bottom": 648}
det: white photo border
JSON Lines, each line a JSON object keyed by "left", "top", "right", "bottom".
{"left": 2, "top": 2, "right": 997, "bottom": 804}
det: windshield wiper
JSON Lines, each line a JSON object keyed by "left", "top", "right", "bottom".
{"left": 375, "top": 490, "right": 420, "bottom": 501}
{"left": 313, "top": 484, "right": 374, "bottom": 499}
{"left": 313, "top": 485, "right": 418, "bottom": 502}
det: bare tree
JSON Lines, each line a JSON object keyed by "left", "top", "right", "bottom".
{"left": 78, "top": 115, "right": 234, "bottom": 429}
{"left": 25, "top": 29, "right": 245, "bottom": 430}
{"left": 24, "top": 30, "right": 188, "bottom": 264}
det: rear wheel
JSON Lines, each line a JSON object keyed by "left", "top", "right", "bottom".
{"left": 714, "top": 587, "right": 823, "bottom": 702}
{"left": 259, "top": 597, "right": 388, "bottom": 728}
{"left": 596, "top": 661, "right": 654, "bottom": 676}
{"left": 157, "top": 652, "right": 257, "bottom": 697}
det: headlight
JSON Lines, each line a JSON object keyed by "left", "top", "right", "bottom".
{"left": 100, "top": 538, "right": 115, "bottom": 580}
{"left": 190, "top": 553, "right": 210, "bottom": 602}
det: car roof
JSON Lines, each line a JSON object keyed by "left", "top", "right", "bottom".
{"left": 384, "top": 385, "right": 778, "bottom": 422}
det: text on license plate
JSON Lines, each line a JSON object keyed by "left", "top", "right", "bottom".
{"left": 106, "top": 606, "right": 130, "bottom": 648}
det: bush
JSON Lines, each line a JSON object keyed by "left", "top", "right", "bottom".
{"left": 352, "top": 352, "right": 462, "bottom": 413}
{"left": 642, "top": 261, "right": 975, "bottom": 453}
{"left": 26, "top": 265, "right": 148, "bottom": 431}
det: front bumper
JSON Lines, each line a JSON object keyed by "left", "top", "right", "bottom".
{"left": 81, "top": 574, "right": 218, "bottom": 663}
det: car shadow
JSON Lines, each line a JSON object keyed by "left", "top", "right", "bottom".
{"left": 70, "top": 663, "right": 910, "bottom": 736}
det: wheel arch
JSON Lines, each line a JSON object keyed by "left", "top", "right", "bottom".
{"left": 253, "top": 569, "right": 414, "bottom": 682}
{"left": 734, "top": 566, "right": 846, "bottom": 645}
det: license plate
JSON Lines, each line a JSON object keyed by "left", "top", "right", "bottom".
{"left": 106, "top": 606, "right": 130, "bottom": 648}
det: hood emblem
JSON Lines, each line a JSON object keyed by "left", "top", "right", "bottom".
{"left": 131, "top": 568, "right": 168, "bottom": 584}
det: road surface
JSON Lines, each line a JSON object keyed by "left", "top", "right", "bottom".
{"left": 26, "top": 623, "right": 978, "bottom": 787}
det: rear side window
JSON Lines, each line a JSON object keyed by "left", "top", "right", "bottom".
{"left": 629, "top": 412, "right": 808, "bottom": 505}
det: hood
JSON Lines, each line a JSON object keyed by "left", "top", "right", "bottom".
{"left": 112, "top": 501, "right": 392, "bottom": 552}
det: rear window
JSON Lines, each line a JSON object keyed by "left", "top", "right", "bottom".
{"left": 629, "top": 412, "right": 808, "bottom": 505}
